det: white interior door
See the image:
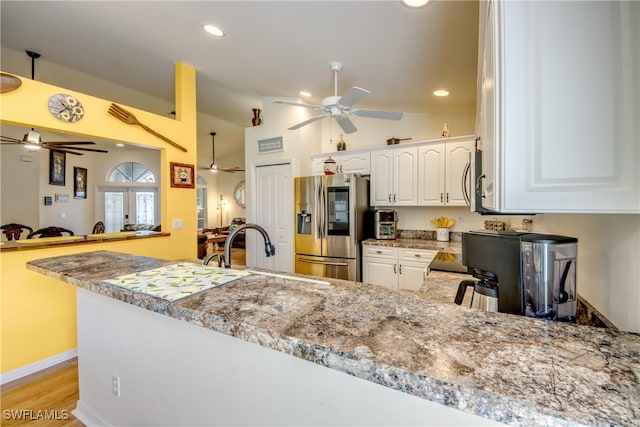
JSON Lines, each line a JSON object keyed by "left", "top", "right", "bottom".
{"left": 251, "top": 163, "right": 293, "bottom": 272}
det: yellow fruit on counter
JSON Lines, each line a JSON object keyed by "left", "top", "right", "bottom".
{"left": 430, "top": 216, "right": 456, "bottom": 228}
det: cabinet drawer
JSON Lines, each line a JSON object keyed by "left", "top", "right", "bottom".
{"left": 398, "top": 248, "right": 437, "bottom": 264}
{"left": 363, "top": 245, "right": 397, "bottom": 259}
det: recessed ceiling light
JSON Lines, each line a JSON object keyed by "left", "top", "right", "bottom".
{"left": 203, "top": 24, "right": 224, "bottom": 37}
{"left": 402, "top": 0, "right": 430, "bottom": 7}
{"left": 433, "top": 89, "right": 450, "bottom": 97}
{"left": 299, "top": 91, "right": 312, "bottom": 97}
{"left": 116, "top": 143, "right": 125, "bottom": 147}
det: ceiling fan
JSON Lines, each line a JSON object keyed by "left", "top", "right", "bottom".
{"left": 198, "top": 132, "right": 245, "bottom": 173}
{"left": 0, "top": 129, "right": 108, "bottom": 155}
{"left": 273, "top": 61, "right": 403, "bottom": 134}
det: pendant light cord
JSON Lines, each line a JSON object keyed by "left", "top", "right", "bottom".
{"left": 25, "top": 50, "right": 41, "bottom": 80}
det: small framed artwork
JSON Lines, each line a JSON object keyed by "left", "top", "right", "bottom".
{"left": 49, "top": 150, "right": 66, "bottom": 186}
{"left": 170, "top": 162, "right": 195, "bottom": 188}
{"left": 257, "top": 136, "right": 284, "bottom": 154}
{"left": 74, "top": 167, "right": 87, "bottom": 199}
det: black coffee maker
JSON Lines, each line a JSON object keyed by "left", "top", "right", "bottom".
{"left": 456, "top": 230, "right": 578, "bottom": 321}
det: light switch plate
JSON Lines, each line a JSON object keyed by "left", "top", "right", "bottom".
{"left": 172, "top": 219, "right": 183, "bottom": 230}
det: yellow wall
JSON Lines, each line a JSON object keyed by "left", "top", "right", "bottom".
{"left": 0, "top": 63, "right": 198, "bottom": 374}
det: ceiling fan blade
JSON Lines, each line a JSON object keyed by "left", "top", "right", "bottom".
{"left": 352, "top": 109, "right": 403, "bottom": 120}
{"left": 1, "top": 136, "right": 21, "bottom": 143}
{"left": 335, "top": 115, "right": 358, "bottom": 134}
{"left": 219, "top": 166, "right": 245, "bottom": 173}
{"left": 338, "top": 86, "right": 370, "bottom": 108}
{"left": 44, "top": 141, "right": 96, "bottom": 145}
{"left": 273, "top": 99, "right": 323, "bottom": 110}
{"left": 47, "top": 145, "right": 108, "bottom": 153}
{"left": 44, "top": 146, "right": 84, "bottom": 155}
{"left": 288, "top": 112, "right": 330, "bottom": 130}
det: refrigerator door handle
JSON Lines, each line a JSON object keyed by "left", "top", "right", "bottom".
{"left": 314, "top": 176, "right": 325, "bottom": 239}
{"left": 298, "top": 258, "right": 349, "bottom": 267}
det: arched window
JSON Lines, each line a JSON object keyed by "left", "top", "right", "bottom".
{"left": 108, "top": 162, "right": 155, "bottom": 183}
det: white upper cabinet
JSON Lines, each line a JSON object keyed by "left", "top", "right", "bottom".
{"left": 310, "top": 151, "right": 370, "bottom": 176}
{"left": 418, "top": 138, "right": 473, "bottom": 206}
{"left": 370, "top": 146, "right": 418, "bottom": 206}
{"left": 476, "top": 0, "right": 640, "bottom": 213}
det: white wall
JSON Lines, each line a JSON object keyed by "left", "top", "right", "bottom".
{"left": 0, "top": 145, "right": 40, "bottom": 237}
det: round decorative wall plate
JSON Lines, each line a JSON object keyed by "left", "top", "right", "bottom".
{"left": 48, "top": 93, "right": 84, "bottom": 122}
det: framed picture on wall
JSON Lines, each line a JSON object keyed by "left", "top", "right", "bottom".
{"left": 170, "top": 162, "right": 195, "bottom": 188}
{"left": 49, "top": 150, "right": 66, "bottom": 186}
{"left": 74, "top": 167, "right": 87, "bottom": 199}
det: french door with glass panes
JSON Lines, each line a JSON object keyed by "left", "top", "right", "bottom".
{"left": 99, "top": 186, "right": 158, "bottom": 232}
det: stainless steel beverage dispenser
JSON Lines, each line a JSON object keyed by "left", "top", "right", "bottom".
{"left": 459, "top": 231, "right": 578, "bottom": 321}
{"left": 521, "top": 237, "right": 577, "bottom": 321}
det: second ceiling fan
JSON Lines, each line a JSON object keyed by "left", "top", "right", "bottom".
{"left": 198, "top": 132, "right": 244, "bottom": 173}
{"left": 273, "top": 61, "right": 404, "bottom": 134}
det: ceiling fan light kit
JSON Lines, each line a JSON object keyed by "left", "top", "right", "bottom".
{"left": 273, "top": 61, "right": 403, "bottom": 134}
{"left": 198, "top": 132, "right": 245, "bottom": 173}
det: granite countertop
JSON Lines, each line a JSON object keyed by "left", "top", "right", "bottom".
{"left": 27, "top": 251, "right": 640, "bottom": 426}
{"left": 362, "top": 237, "right": 462, "bottom": 253}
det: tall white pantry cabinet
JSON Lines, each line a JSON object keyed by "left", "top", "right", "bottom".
{"left": 476, "top": 0, "right": 639, "bottom": 213}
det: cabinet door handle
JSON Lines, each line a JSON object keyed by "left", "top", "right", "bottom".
{"left": 394, "top": 263, "right": 397, "bottom": 274}
{"left": 446, "top": 193, "right": 449, "bottom": 203}
{"left": 399, "top": 264, "right": 402, "bottom": 274}
{"left": 414, "top": 254, "right": 422, "bottom": 258}
{"left": 376, "top": 250, "right": 382, "bottom": 254}
{"left": 393, "top": 194, "right": 397, "bottom": 203}
{"left": 388, "top": 194, "right": 392, "bottom": 203}
{"left": 440, "top": 193, "right": 444, "bottom": 202}
{"left": 462, "top": 155, "right": 471, "bottom": 205}
{"left": 476, "top": 174, "right": 486, "bottom": 199}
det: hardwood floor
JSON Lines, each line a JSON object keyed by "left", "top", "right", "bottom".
{"left": 1, "top": 358, "right": 83, "bottom": 426}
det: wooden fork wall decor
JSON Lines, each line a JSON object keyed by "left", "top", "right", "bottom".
{"left": 107, "top": 103, "right": 188, "bottom": 152}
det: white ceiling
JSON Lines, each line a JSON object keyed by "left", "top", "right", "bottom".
{"left": 1, "top": 0, "right": 479, "bottom": 156}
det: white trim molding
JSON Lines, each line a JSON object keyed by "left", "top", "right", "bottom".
{"left": 0, "top": 348, "right": 77, "bottom": 385}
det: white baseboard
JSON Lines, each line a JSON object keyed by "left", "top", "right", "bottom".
{"left": 73, "top": 401, "right": 112, "bottom": 427}
{"left": 0, "top": 348, "right": 77, "bottom": 385}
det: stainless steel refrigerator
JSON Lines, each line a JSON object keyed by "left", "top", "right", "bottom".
{"left": 295, "top": 174, "right": 369, "bottom": 281}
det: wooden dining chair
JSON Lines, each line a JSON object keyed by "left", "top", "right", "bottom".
{"left": 27, "top": 226, "right": 75, "bottom": 239}
{"left": 92, "top": 221, "right": 105, "bottom": 234}
{"left": 1, "top": 223, "right": 34, "bottom": 241}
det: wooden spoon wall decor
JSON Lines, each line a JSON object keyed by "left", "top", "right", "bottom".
{"left": 107, "top": 103, "right": 187, "bottom": 152}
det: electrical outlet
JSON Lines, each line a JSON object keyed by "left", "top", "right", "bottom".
{"left": 112, "top": 375, "right": 121, "bottom": 397}
{"left": 456, "top": 215, "right": 464, "bottom": 225}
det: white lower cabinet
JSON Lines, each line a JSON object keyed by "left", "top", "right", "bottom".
{"left": 362, "top": 244, "right": 437, "bottom": 291}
